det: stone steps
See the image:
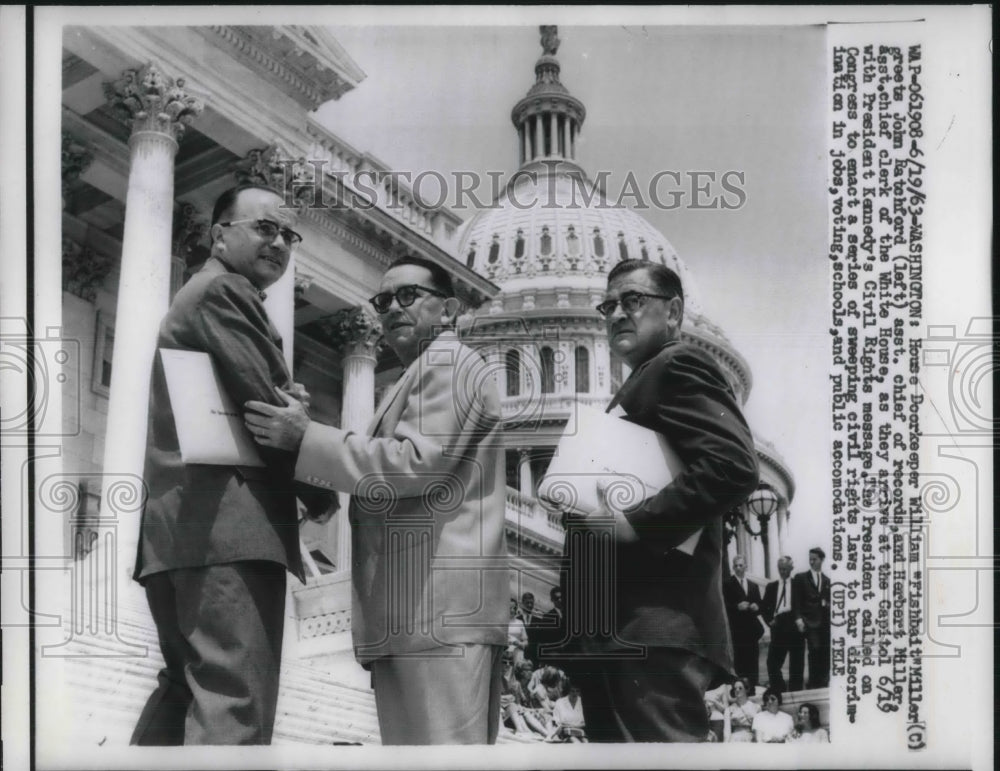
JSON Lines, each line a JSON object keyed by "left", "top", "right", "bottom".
{"left": 58, "top": 598, "right": 383, "bottom": 747}
{"left": 55, "top": 598, "right": 599, "bottom": 748}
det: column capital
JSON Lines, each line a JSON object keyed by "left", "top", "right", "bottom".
{"left": 104, "top": 62, "right": 204, "bottom": 141}
{"left": 62, "top": 132, "right": 93, "bottom": 210}
{"left": 172, "top": 201, "right": 209, "bottom": 263}
{"left": 62, "top": 238, "right": 112, "bottom": 303}
{"left": 61, "top": 132, "right": 93, "bottom": 183}
{"left": 232, "top": 144, "right": 318, "bottom": 211}
{"left": 317, "top": 307, "right": 384, "bottom": 358}
{"left": 294, "top": 271, "right": 314, "bottom": 301}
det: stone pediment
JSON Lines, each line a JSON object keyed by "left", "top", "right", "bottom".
{"left": 209, "top": 25, "right": 366, "bottom": 110}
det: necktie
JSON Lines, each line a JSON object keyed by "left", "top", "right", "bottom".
{"left": 778, "top": 580, "right": 786, "bottom": 612}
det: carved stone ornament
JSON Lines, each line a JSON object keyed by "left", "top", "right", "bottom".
{"left": 61, "top": 133, "right": 94, "bottom": 186}
{"left": 103, "top": 62, "right": 204, "bottom": 140}
{"left": 294, "top": 271, "right": 315, "bottom": 301}
{"left": 232, "top": 144, "right": 318, "bottom": 212}
{"left": 540, "top": 25, "right": 560, "bottom": 56}
{"left": 62, "top": 238, "right": 113, "bottom": 303}
{"left": 316, "top": 307, "right": 384, "bottom": 357}
{"left": 172, "top": 202, "right": 209, "bottom": 266}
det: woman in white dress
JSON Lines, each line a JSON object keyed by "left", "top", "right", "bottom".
{"left": 752, "top": 688, "right": 795, "bottom": 743}
{"left": 723, "top": 678, "right": 760, "bottom": 742}
{"left": 788, "top": 703, "right": 830, "bottom": 743}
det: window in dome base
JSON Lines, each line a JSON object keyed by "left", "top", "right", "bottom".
{"left": 540, "top": 346, "right": 556, "bottom": 394}
{"left": 593, "top": 228, "right": 605, "bottom": 258}
{"left": 505, "top": 348, "right": 521, "bottom": 397}
{"left": 574, "top": 346, "right": 590, "bottom": 393}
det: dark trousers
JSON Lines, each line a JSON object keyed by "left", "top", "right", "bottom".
{"left": 731, "top": 633, "right": 760, "bottom": 688}
{"left": 766, "top": 613, "right": 804, "bottom": 694}
{"left": 805, "top": 624, "right": 830, "bottom": 688}
{"left": 131, "top": 561, "right": 287, "bottom": 745}
{"left": 572, "top": 647, "right": 717, "bottom": 743}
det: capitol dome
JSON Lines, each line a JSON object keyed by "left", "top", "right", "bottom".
{"left": 456, "top": 171, "right": 708, "bottom": 318}
{"left": 449, "top": 26, "right": 794, "bottom": 580}
{"left": 457, "top": 26, "right": 752, "bottom": 402}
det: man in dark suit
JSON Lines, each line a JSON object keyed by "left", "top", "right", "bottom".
{"left": 130, "top": 185, "right": 336, "bottom": 745}
{"left": 568, "top": 259, "right": 759, "bottom": 742}
{"left": 533, "top": 585, "right": 565, "bottom": 669}
{"left": 518, "top": 592, "right": 542, "bottom": 664}
{"left": 723, "top": 555, "right": 764, "bottom": 688}
{"left": 793, "top": 547, "right": 831, "bottom": 688}
{"left": 761, "top": 555, "right": 804, "bottom": 693}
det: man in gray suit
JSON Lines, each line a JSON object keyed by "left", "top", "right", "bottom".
{"left": 131, "top": 184, "right": 336, "bottom": 745}
{"left": 245, "top": 256, "right": 508, "bottom": 744}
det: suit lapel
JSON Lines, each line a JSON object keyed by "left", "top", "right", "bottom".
{"left": 367, "top": 365, "right": 415, "bottom": 436}
{"left": 365, "top": 331, "right": 459, "bottom": 436}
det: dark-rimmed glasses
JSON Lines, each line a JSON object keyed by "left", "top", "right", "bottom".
{"left": 369, "top": 284, "right": 446, "bottom": 314}
{"left": 219, "top": 218, "right": 303, "bottom": 246}
{"left": 595, "top": 291, "right": 677, "bottom": 318}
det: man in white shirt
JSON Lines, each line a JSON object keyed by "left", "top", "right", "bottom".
{"left": 761, "top": 556, "right": 804, "bottom": 693}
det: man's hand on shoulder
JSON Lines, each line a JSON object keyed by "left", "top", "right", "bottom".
{"left": 245, "top": 387, "right": 311, "bottom": 452}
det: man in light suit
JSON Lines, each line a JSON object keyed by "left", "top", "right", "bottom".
{"left": 245, "top": 256, "right": 509, "bottom": 745}
{"left": 568, "top": 260, "right": 759, "bottom": 742}
{"left": 761, "top": 555, "right": 804, "bottom": 693}
{"left": 723, "top": 555, "right": 765, "bottom": 689}
{"left": 793, "top": 547, "right": 831, "bottom": 688}
{"left": 131, "top": 185, "right": 337, "bottom": 745}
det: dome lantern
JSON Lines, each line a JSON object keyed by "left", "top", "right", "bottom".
{"left": 511, "top": 26, "right": 587, "bottom": 174}
{"left": 457, "top": 26, "right": 754, "bottom": 405}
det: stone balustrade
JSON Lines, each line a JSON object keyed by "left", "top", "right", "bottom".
{"left": 504, "top": 486, "right": 564, "bottom": 551}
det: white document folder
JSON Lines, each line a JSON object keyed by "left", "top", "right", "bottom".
{"left": 537, "top": 403, "right": 702, "bottom": 555}
{"left": 160, "top": 348, "right": 265, "bottom": 467}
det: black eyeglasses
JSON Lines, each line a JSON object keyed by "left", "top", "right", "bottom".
{"left": 369, "top": 284, "right": 446, "bottom": 314}
{"left": 595, "top": 291, "right": 677, "bottom": 318}
{"left": 219, "top": 218, "right": 303, "bottom": 246}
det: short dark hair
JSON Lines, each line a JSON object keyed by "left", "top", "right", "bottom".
{"left": 386, "top": 255, "right": 455, "bottom": 298}
{"left": 607, "top": 259, "right": 684, "bottom": 303}
{"left": 521, "top": 592, "right": 535, "bottom": 602}
{"left": 549, "top": 586, "right": 562, "bottom": 601}
{"left": 211, "top": 184, "right": 284, "bottom": 226}
{"left": 762, "top": 687, "right": 783, "bottom": 705}
{"left": 809, "top": 547, "right": 826, "bottom": 560}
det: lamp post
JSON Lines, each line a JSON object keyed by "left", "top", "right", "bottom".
{"left": 745, "top": 486, "right": 780, "bottom": 578}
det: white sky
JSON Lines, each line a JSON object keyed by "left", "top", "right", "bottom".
{"left": 315, "top": 24, "right": 831, "bottom": 563}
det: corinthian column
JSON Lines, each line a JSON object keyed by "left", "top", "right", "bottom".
{"left": 321, "top": 307, "right": 383, "bottom": 571}
{"left": 99, "top": 63, "right": 202, "bottom": 591}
